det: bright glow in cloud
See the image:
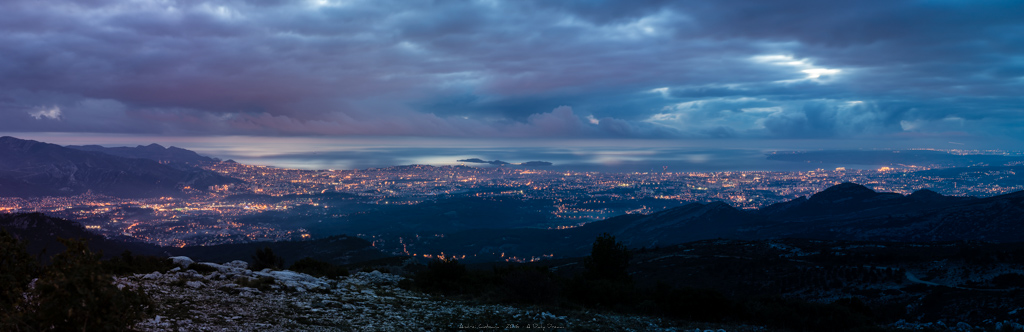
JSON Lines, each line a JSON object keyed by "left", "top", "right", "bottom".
{"left": 29, "top": 106, "right": 62, "bottom": 120}
{"left": 0, "top": 0, "right": 1020, "bottom": 144}
{"left": 752, "top": 54, "right": 843, "bottom": 82}
{"left": 802, "top": 68, "right": 841, "bottom": 79}
{"left": 649, "top": 87, "right": 670, "bottom": 98}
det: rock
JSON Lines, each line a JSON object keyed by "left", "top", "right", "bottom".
{"left": 355, "top": 270, "right": 403, "bottom": 285}
{"left": 199, "top": 262, "right": 250, "bottom": 277}
{"left": 128, "top": 262, "right": 683, "bottom": 331}
{"left": 169, "top": 256, "right": 194, "bottom": 268}
{"left": 256, "top": 270, "right": 331, "bottom": 291}
{"left": 224, "top": 260, "right": 249, "bottom": 270}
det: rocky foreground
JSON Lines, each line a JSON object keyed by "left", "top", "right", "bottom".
{"left": 117, "top": 257, "right": 754, "bottom": 331}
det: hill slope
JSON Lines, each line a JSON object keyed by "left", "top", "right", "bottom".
{"left": 0, "top": 136, "right": 238, "bottom": 198}
{"left": 413, "top": 183, "right": 1024, "bottom": 260}
{"left": 67, "top": 143, "right": 219, "bottom": 168}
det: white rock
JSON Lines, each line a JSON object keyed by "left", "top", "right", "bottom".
{"left": 225, "top": 260, "right": 249, "bottom": 269}
{"left": 186, "top": 281, "right": 204, "bottom": 289}
{"left": 169, "top": 256, "right": 194, "bottom": 268}
{"left": 199, "top": 262, "right": 249, "bottom": 277}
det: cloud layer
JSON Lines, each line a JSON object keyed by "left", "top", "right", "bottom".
{"left": 1, "top": 0, "right": 1021, "bottom": 143}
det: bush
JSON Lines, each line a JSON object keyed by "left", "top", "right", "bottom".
{"left": 101, "top": 250, "right": 177, "bottom": 275}
{"left": 563, "top": 275, "right": 639, "bottom": 310}
{"left": 992, "top": 273, "right": 1024, "bottom": 288}
{"left": 584, "top": 233, "right": 631, "bottom": 282}
{"left": 251, "top": 247, "right": 285, "bottom": 271}
{"left": 30, "top": 238, "right": 152, "bottom": 331}
{"left": 290, "top": 257, "right": 349, "bottom": 278}
{"left": 414, "top": 258, "right": 472, "bottom": 295}
{"left": 494, "top": 266, "right": 560, "bottom": 305}
{"left": 742, "top": 296, "right": 875, "bottom": 332}
{"left": 652, "top": 283, "right": 735, "bottom": 322}
{"left": 0, "top": 230, "right": 40, "bottom": 329}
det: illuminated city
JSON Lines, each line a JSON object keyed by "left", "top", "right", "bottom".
{"left": 3, "top": 154, "right": 1020, "bottom": 258}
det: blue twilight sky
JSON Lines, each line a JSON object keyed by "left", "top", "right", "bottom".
{"left": 1, "top": 0, "right": 1022, "bottom": 152}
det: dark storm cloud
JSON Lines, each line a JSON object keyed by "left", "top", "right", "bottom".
{"left": 0, "top": 0, "right": 1020, "bottom": 141}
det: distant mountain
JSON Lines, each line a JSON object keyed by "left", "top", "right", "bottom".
{"left": 0, "top": 213, "right": 162, "bottom": 261}
{"left": 0, "top": 136, "right": 240, "bottom": 198}
{"left": 600, "top": 182, "right": 1023, "bottom": 245}
{"left": 766, "top": 150, "right": 1024, "bottom": 167}
{"left": 415, "top": 183, "right": 1024, "bottom": 260}
{"left": 457, "top": 158, "right": 553, "bottom": 167}
{"left": 458, "top": 158, "right": 509, "bottom": 165}
{"left": 67, "top": 143, "right": 219, "bottom": 166}
{"left": 785, "top": 186, "right": 1024, "bottom": 243}
{"left": 757, "top": 182, "right": 972, "bottom": 222}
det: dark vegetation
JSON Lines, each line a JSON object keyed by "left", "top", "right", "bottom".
{"left": 405, "top": 234, "right": 1024, "bottom": 331}
{"left": 1, "top": 212, "right": 388, "bottom": 272}
{"left": 251, "top": 246, "right": 286, "bottom": 270}
{"left": 0, "top": 212, "right": 163, "bottom": 262}
{"left": 0, "top": 230, "right": 152, "bottom": 331}
{"left": 289, "top": 257, "right": 350, "bottom": 278}
{"left": 403, "top": 234, "right": 880, "bottom": 331}
{"left": 174, "top": 234, "right": 387, "bottom": 267}
{"left": 247, "top": 247, "right": 351, "bottom": 278}
{"left": 410, "top": 183, "right": 1024, "bottom": 262}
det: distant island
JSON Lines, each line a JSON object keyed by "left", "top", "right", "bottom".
{"left": 458, "top": 158, "right": 552, "bottom": 167}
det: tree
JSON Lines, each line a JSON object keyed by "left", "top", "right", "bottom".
{"left": 414, "top": 258, "right": 470, "bottom": 294}
{"left": 583, "top": 233, "right": 631, "bottom": 282}
{"left": 290, "top": 257, "right": 349, "bottom": 278}
{"left": 0, "top": 229, "right": 39, "bottom": 329}
{"left": 252, "top": 247, "right": 285, "bottom": 271}
{"left": 31, "top": 238, "right": 151, "bottom": 331}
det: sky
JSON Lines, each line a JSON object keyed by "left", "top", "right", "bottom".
{"left": 1, "top": 0, "right": 1023, "bottom": 169}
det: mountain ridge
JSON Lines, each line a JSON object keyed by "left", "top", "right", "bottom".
{"left": 413, "top": 183, "right": 1023, "bottom": 260}
{"left": 67, "top": 143, "right": 219, "bottom": 166}
{"left": 0, "top": 136, "right": 239, "bottom": 198}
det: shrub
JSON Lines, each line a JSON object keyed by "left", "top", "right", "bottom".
{"left": 563, "top": 275, "right": 638, "bottom": 310}
{"left": 101, "top": 250, "right": 177, "bottom": 275}
{"left": 742, "top": 296, "right": 875, "bottom": 332}
{"left": 652, "top": 283, "right": 735, "bottom": 322}
{"left": 992, "top": 273, "right": 1024, "bottom": 288}
{"left": 414, "top": 258, "right": 471, "bottom": 295}
{"left": 30, "top": 238, "right": 152, "bottom": 331}
{"left": 251, "top": 247, "right": 285, "bottom": 271}
{"left": 290, "top": 257, "right": 349, "bottom": 278}
{"left": 583, "top": 233, "right": 631, "bottom": 282}
{"left": 494, "top": 266, "right": 560, "bottom": 305}
{"left": 0, "top": 230, "right": 40, "bottom": 329}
